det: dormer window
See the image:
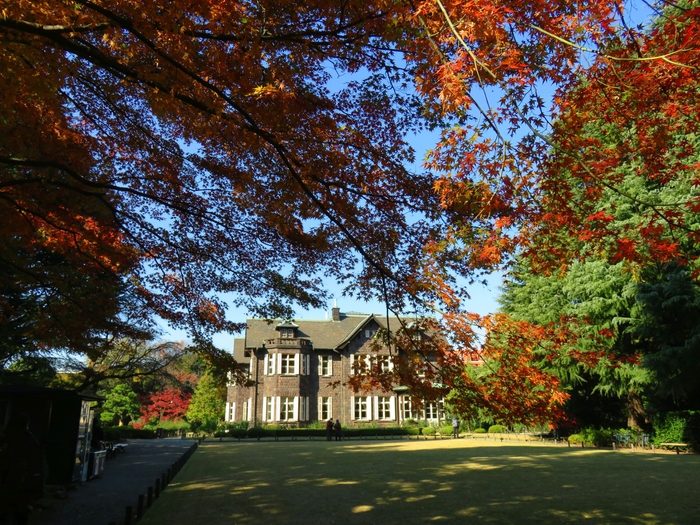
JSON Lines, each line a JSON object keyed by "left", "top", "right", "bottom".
{"left": 276, "top": 320, "right": 299, "bottom": 338}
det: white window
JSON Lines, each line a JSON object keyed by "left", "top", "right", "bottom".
{"left": 376, "top": 396, "right": 393, "bottom": 420}
{"left": 351, "top": 396, "right": 372, "bottom": 420}
{"left": 281, "top": 328, "right": 294, "bottom": 338}
{"left": 265, "top": 354, "right": 275, "bottom": 375}
{"left": 299, "top": 397, "right": 309, "bottom": 421}
{"left": 279, "top": 396, "right": 295, "bottom": 421}
{"left": 280, "top": 354, "right": 296, "bottom": 374}
{"left": 301, "top": 354, "right": 309, "bottom": 375}
{"left": 241, "top": 399, "right": 248, "bottom": 421}
{"left": 377, "top": 356, "right": 393, "bottom": 373}
{"left": 319, "top": 397, "right": 332, "bottom": 421}
{"left": 263, "top": 397, "right": 275, "bottom": 422}
{"left": 364, "top": 329, "right": 376, "bottom": 339}
{"left": 353, "top": 396, "right": 367, "bottom": 420}
{"left": 424, "top": 400, "right": 444, "bottom": 421}
{"left": 350, "top": 354, "right": 369, "bottom": 374}
{"left": 318, "top": 355, "right": 332, "bottom": 376}
{"left": 402, "top": 398, "right": 418, "bottom": 420}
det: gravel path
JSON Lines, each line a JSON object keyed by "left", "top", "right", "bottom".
{"left": 34, "top": 438, "right": 197, "bottom": 525}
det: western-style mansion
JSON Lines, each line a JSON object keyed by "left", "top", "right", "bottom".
{"left": 225, "top": 306, "right": 447, "bottom": 427}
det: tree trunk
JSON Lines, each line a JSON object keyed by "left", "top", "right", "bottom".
{"left": 626, "top": 390, "right": 646, "bottom": 430}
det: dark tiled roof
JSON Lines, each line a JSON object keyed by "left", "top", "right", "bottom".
{"left": 244, "top": 312, "right": 373, "bottom": 350}
{"left": 233, "top": 338, "right": 250, "bottom": 363}
{"left": 243, "top": 312, "right": 431, "bottom": 351}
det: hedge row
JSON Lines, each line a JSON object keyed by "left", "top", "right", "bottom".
{"left": 214, "top": 427, "right": 425, "bottom": 439}
{"left": 103, "top": 426, "right": 157, "bottom": 440}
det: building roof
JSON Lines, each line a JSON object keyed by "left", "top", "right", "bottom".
{"left": 243, "top": 311, "right": 430, "bottom": 352}
{"left": 244, "top": 312, "right": 373, "bottom": 351}
{"left": 232, "top": 338, "right": 249, "bottom": 364}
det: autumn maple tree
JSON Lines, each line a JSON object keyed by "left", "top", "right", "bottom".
{"left": 139, "top": 387, "right": 191, "bottom": 425}
{"left": 3, "top": 1, "right": 699, "bottom": 422}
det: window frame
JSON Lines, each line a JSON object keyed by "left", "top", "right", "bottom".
{"left": 279, "top": 396, "right": 295, "bottom": 421}
{"left": 280, "top": 353, "right": 296, "bottom": 375}
{"left": 376, "top": 396, "right": 392, "bottom": 420}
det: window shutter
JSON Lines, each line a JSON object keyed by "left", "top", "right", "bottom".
{"left": 349, "top": 354, "right": 355, "bottom": 374}
{"left": 294, "top": 354, "right": 300, "bottom": 375}
{"left": 275, "top": 396, "right": 281, "bottom": 421}
{"left": 373, "top": 396, "right": 379, "bottom": 420}
{"left": 350, "top": 396, "right": 355, "bottom": 420}
{"left": 263, "top": 355, "right": 269, "bottom": 375}
{"left": 276, "top": 353, "right": 281, "bottom": 375}
{"left": 293, "top": 396, "right": 299, "bottom": 421}
{"left": 225, "top": 402, "right": 230, "bottom": 422}
{"left": 231, "top": 402, "right": 236, "bottom": 421}
{"left": 317, "top": 356, "right": 323, "bottom": 375}
{"left": 262, "top": 397, "right": 267, "bottom": 422}
{"left": 305, "top": 355, "right": 310, "bottom": 375}
{"left": 328, "top": 397, "right": 333, "bottom": 419}
{"left": 317, "top": 397, "right": 322, "bottom": 420}
{"left": 366, "top": 396, "right": 372, "bottom": 420}
{"left": 390, "top": 397, "right": 396, "bottom": 420}
{"left": 328, "top": 356, "right": 333, "bottom": 376}
{"left": 389, "top": 359, "right": 395, "bottom": 371}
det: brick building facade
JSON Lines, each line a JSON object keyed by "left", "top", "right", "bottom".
{"left": 225, "top": 306, "right": 446, "bottom": 427}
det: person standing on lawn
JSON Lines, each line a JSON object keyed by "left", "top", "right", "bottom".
{"left": 326, "top": 419, "right": 333, "bottom": 441}
{"left": 452, "top": 417, "right": 460, "bottom": 438}
{"left": 334, "top": 419, "right": 342, "bottom": 441}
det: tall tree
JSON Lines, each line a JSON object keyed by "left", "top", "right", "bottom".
{"left": 186, "top": 370, "right": 224, "bottom": 432}
{"left": 3, "top": 1, "right": 699, "bottom": 420}
{"left": 140, "top": 388, "right": 191, "bottom": 425}
{"left": 101, "top": 383, "right": 141, "bottom": 426}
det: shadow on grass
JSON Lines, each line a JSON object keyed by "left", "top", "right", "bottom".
{"left": 140, "top": 441, "right": 700, "bottom": 525}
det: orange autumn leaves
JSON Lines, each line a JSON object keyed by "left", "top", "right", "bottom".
{"left": 3, "top": 1, "right": 696, "bottom": 420}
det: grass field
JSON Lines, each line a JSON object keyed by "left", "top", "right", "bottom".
{"left": 140, "top": 439, "right": 699, "bottom": 525}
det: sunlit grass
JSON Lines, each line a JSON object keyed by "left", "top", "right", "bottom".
{"left": 140, "top": 439, "right": 699, "bottom": 525}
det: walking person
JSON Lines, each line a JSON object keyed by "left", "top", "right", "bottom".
{"left": 326, "top": 419, "right": 333, "bottom": 441}
{"left": 452, "top": 416, "right": 460, "bottom": 438}
{"left": 333, "top": 419, "right": 342, "bottom": 441}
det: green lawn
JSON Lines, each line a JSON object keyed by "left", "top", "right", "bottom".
{"left": 140, "top": 439, "right": 699, "bottom": 525}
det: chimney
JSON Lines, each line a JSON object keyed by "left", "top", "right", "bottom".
{"left": 331, "top": 298, "right": 340, "bottom": 322}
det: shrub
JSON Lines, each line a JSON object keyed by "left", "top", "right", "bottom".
{"left": 653, "top": 411, "right": 700, "bottom": 449}
{"left": 488, "top": 425, "right": 505, "bottom": 433}
{"left": 422, "top": 426, "right": 436, "bottom": 436}
{"left": 158, "top": 419, "right": 190, "bottom": 431}
{"left": 405, "top": 426, "right": 421, "bottom": 435}
{"left": 474, "top": 428, "right": 486, "bottom": 433}
{"left": 103, "top": 426, "right": 156, "bottom": 440}
{"left": 439, "top": 426, "right": 453, "bottom": 436}
{"left": 215, "top": 423, "right": 248, "bottom": 439}
{"left": 247, "top": 426, "right": 267, "bottom": 439}
{"left": 568, "top": 434, "right": 583, "bottom": 445}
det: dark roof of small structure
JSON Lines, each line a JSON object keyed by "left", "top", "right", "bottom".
{"left": 0, "top": 386, "right": 104, "bottom": 401}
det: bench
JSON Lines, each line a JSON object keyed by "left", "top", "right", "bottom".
{"left": 658, "top": 442, "right": 690, "bottom": 454}
{"left": 105, "top": 441, "right": 128, "bottom": 459}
